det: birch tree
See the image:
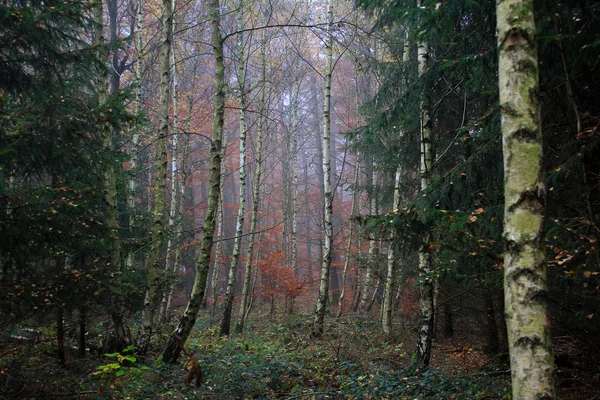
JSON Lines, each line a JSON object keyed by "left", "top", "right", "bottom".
{"left": 382, "top": 166, "right": 401, "bottom": 334}
{"left": 497, "top": 0, "right": 556, "bottom": 397}
{"left": 358, "top": 164, "right": 378, "bottom": 313}
{"left": 125, "top": 0, "right": 145, "bottom": 271}
{"left": 135, "top": 0, "right": 172, "bottom": 351}
{"left": 235, "top": 17, "right": 268, "bottom": 333}
{"left": 220, "top": 0, "right": 249, "bottom": 336}
{"left": 382, "top": 30, "right": 409, "bottom": 335}
{"left": 162, "top": 0, "right": 225, "bottom": 362}
{"left": 210, "top": 132, "right": 228, "bottom": 321}
{"left": 337, "top": 157, "right": 359, "bottom": 319}
{"left": 311, "top": 0, "right": 334, "bottom": 338}
{"left": 93, "top": 0, "right": 131, "bottom": 352}
{"left": 415, "top": 14, "right": 434, "bottom": 366}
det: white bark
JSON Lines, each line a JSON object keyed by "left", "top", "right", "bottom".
{"left": 382, "top": 166, "right": 401, "bottom": 334}
{"left": 236, "top": 20, "right": 267, "bottom": 333}
{"left": 136, "top": 0, "right": 172, "bottom": 351}
{"left": 125, "top": 0, "right": 144, "bottom": 270}
{"left": 220, "top": 0, "right": 248, "bottom": 336}
{"left": 210, "top": 129, "right": 228, "bottom": 320}
{"left": 291, "top": 81, "right": 300, "bottom": 274}
{"left": 497, "top": 0, "right": 556, "bottom": 398}
{"left": 160, "top": 0, "right": 179, "bottom": 323}
{"left": 337, "top": 157, "right": 359, "bottom": 319}
{"left": 311, "top": 0, "right": 334, "bottom": 338}
{"left": 415, "top": 19, "right": 434, "bottom": 365}
{"left": 359, "top": 164, "right": 378, "bottom": 313}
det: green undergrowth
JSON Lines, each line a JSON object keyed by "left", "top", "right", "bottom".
{"left": 0, "top": 314, "right": 511, "bottom": 399}
{"left": 106, "top": 314, "right": 509, "bottom": 399}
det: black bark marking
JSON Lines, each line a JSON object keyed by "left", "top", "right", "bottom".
{"left": 507, "top": 190, "right": 543, "bottom": 214}
{"left": 513, "top": 128, "right": 537, "bottom": 142}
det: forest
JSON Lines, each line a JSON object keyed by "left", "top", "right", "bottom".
{"left": 0, "top": 0, "right": 598, "bottom": 398}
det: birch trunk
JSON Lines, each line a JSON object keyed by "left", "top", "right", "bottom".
{"left": 94, "top": 0, "right": 131, "bottom": 352}
{"left": 311, "top": 0, "right": 333, "bottom": 338}
{"left": 497, "top": 0, "right": 556, "bottom": 397}
{"left": 337, "top": 157, "right": 359, "bottom": 319}
{"left": 415, "top": 26, "right": 434, "bottom": 366}
{"left": 235, "top": 22, "right": 267, "bottom": 334}
{"left": 159, "top": 0, "right": 179, "bottom": 323}
{"left": 220, "top": 0, "right": 248, "bottom": 336}
{"left": 291, "top": 81, "right": 300, "bottom": 275}
{"left": 210, "top": 140, "right": 227, "bottom": 321}
{"left": 136, "top": 0, "right": 172, "bottom": 351}
{"left": 125, "top": 0, "right": 144, "bottom": 270}
{"left": 359, "top": 164, "right": 378, "bottom": 313}
{"left": 164, "top": 49, "right": 198, "bottom": 322}
{"left": 162, "top": 0, "right": 224, "bottom": 362}
{"left": 382, "top": 166, "right": 401, "bottom": 334}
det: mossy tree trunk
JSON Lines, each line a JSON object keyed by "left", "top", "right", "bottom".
{"left": 125, "top": 0, "right": 144, "bottom": 271}
{"left": 162, "top": 0, "right": 224, "bottom": 363}
{"left": 159, "top": 0, "right": 180, "bottom": 324}
{"left": 135, "top": 0, "right": 172, "bottom": 352}
{"left": 496, "top": 0, "right": 556, "bottom": 398}
{"left": 94, "top": 0, "right": 131, "bottom": 352}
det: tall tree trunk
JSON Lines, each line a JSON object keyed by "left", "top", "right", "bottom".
{"left": 159, "top": 0, "right": 180, "bottom": 323}
{"left": 135, "top": 0, "right": 172, "bottom": 351}
{"left": 78, "top": 306, "right": 86, "bottom": 358}
{"left": 220, "top": 0, "right": 248, "bottom": 336}
{"left": 291, "top": 81, "right": 300, "bottom": 276}
{"left": 235, "top": 21, "right": 267, "bottom": 334}
{"left": 415, "top": 20, "right": 434, "bottom": 366}
{"left": 359, "top": 164, "right": 378, "bottom": 313}
{"left": 484, "top": 288, "right": 500, "bottom": 355}
{"left": 125, "top": 0, "right": 144, "bottom": 271}
{"left": 382, "top": 166, "right": 401, "bottom": 334}
{"left": 165, "top": 81, "right": 195, "bottom": 321}
{"left": 94, "top": 0, "right": 131, "bottom": 352}
{"left": 311, "top": 0, "right": 333, "bottom": 338}
{"left": 56, "top": 306, "right": 65, "bottom": 367}
{"left": 337, "top": 157, "right": 359, "bottom": 319}
{"left": 210, "top": 130, "right": 228, "bottom": 321}
{"left": 162, "top": 0, "right": 224, "bottom": 363}
{"left": 497, "top": 0, "right": 556, "bottom": 397}
{"left": 383, "top": 30, "right": 409, "bottom": 334}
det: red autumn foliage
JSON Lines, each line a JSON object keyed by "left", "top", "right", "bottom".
{"left": 258, "top": 250, "right": 310, "bottom": 300}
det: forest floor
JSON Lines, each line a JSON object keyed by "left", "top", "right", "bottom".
{"left": 0, "top": 311, "right": 598, "bottom": 399}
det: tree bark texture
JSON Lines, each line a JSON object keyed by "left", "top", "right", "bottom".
{"left": 210, "top": 129, "right": 228, "bottom": 321}
{"left": 220, "top": 0, "right": 248, "bottom": 336}
{"left": 235, "top": 21, "right": 266, "bottom": 334}
{"left": 337, "top": 157, "right": 359, "bottom": 319}
{"left": 359, "top": 163, "right": 378, "bottom": 314}
{"left": 497, "top": 0, "right": 556, "bottom": 398}
{"left": 135, "top": 0, "right": 172, "bottom": 352}
{"left": 160, "top": 0, "right": 180, "bottom": 323}
{"left": 125, "top": 0, "right": 144, "bottom": 271}
{"left": 94, "top": 0, "right": 131, "bottom": 352}
{"left": 311, "top": 0, "right": 333, "bottom": 339}
{"left": 382, "top": 166, "right": 401, "bottom": 334}
{"left": 415, "top": 27, "right": 434, "bottom": 366}
{"left": 162, "top": 0, "right": 224, "bottom": 363}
